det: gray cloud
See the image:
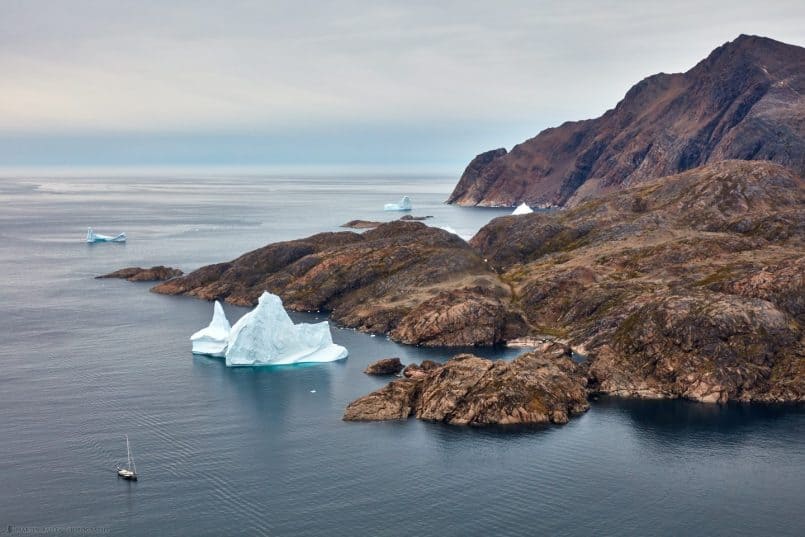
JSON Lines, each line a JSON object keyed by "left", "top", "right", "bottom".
{"left": 0, "top": 1, "right": 803, "bottom": 164}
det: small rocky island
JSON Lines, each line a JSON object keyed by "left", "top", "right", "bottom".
{"left": 345, "top": 344, "right": 589, "bottom": 425}
{"left": 98, "top": 265, "right": 183, "bottom": 281}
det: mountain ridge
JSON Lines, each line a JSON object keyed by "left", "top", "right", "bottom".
{"left": 447, "top": 34, "right": 805, "bottom": 207}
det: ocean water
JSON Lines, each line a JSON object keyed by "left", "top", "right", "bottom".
{"left": 0, "top": 171, "right": 802, "bottom": 537}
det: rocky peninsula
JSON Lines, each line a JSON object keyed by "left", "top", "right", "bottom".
{"left": 104, "top": 159, "right": 804, "bottom": 410}
{"left": 151, "top": 221, "right": 527, "bottom": 347}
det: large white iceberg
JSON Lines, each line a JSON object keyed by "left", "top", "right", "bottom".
{"left": 226, "top": 293, "right": 348, "bottom": 366}
{"left": 190, "top": 301, "right": 231, "bottom": 357}
{"left": 384, "top": 196, "right": 412, "bottom": 211}
{"left": 511, "top": 203, "right": 533, "bottom": 215}
{"left": 191, "top": 292, "right": 348, "bottom": 366}
{"left": 86, "top": 227, "right": 127, "bottom": 243}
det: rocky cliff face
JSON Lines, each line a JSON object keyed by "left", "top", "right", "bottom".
{"left": 472, "top": 160, "right": 804, "bottom": 403}
{"left": 448, "top": 35, "right": 805, "bottom": 207}
{"left": 151, "top": 221, "right": 526, "bottom": 346}
{"left": 344, "top": 344, "right": 590, "bottom": 425}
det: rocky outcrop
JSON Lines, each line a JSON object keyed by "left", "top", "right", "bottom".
{"left": 97, "top": 266, "right": 183, "bottom": 281}
{"left": 344, "top": 344, "right": 590, "bottom": 425}
{"left": 341, "top": 219, "right": 383, "bottom": 229}
{"left": 448, "top": 35, "right": 805, "bottom": 207}
{"left": 471, "top": 160, "right": 805, "bottom": 403}
{"left": 390, "top": 287, "right": 528, "bottom": 346}
{"left": 587, "top": 293, "right": 804, "bottom": 403}
{"left": 343, "top": 378, "right": 421, "bottom": 421}
{"left": 402, "top": 360, "right": 439, "bottom": 378}
{"left": 364, "top": 358, "right": 404, "bottom": 375}
{"left": 341, "top": 216, "right": 433, "bottom": 228}
{"left": 152, "top": 221, "right": 527, "bottom": 346}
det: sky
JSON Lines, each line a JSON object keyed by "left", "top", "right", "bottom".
{"left": 1, "top": 0, "right": 803, "bottom": 171}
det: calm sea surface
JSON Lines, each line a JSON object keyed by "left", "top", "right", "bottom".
{"left": 0, "top": 172, "right": 802, "bottom": 536}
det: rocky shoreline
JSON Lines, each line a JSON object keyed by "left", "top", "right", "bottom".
{"left": 345, "top": 344, "right": 590, "bottom": 425}
{"left": 104, "top": 160, "right": 804, "bottom": 411}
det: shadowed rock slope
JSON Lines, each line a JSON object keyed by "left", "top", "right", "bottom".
{"left": 448, "top": 35, "right": 805, "bottom": 207}
{"left": 152, "top": 221, "right": 526, "bottom": 346}
{"left": 471, "top": 160, "right": 804, "bottom": 403}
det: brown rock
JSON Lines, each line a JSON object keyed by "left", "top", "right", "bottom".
{"left": 403, "top": 360, "right": 439, "bottom": 379}
{"left": 448, "top": 35, "right": 805, "bottom": 208}
{"left": 343, "top": 379, "right": 420, "bottom": 421}
{"left": 97, "top": 266, "right": 183, "bottom": 282}
{"left": 152, "top": 221, "right": 525, "bottom": 346}
{"left": 390, "top": 287, "right": 527, "bottom": 347}
{"left": 471, "top": 159, "right": 804, "bottom": 403}
{"left": 364, "top": 358, "right": 404, "bottom": 375}
{"left": 588, "top": 293, "right": 803, "bottom": 403}
{"left": 344, "top": 344, "right": 590, "bottom": 426}
{"left": 341, "top": 219, "right": 384, "bottom": 229}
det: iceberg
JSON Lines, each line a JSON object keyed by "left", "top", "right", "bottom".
{"left": 383, "top": 196, "right": 412, "bottom": 211}
{"left": 190, "top": 301, "right": 231, "bottom": 357}
{"left": 511, "top": 203, "right": 533, "bottom": 215}
{"left": 86, "top": 227, "right": 127, "bottom": 243}
{"left": 226, "top": 292, "right": 348, "bottom": 366}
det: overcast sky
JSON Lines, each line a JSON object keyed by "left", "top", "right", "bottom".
{"left": 1, "top": 0, "right": 803, "bottom": 169}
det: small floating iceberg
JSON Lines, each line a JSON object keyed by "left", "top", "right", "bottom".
{"left": 226, "top": 293, "right": 348, "bottom": 366}
{"left": 86, "top": 227, "right": 127, "bottom": 243}
{"left": 190, "top": 301, "right": 231, "bottom": 357}
{"left": 384, "top": 196, "right": 412, "bottom": 211}
{"left": 511, "top": 203, "right": 533, "bottom": 215}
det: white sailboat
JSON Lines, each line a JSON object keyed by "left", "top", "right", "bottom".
{"left": 116, "top": 435, "right": 138, "bottom": 481}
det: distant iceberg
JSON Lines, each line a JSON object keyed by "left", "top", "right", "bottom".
{"left": 191, "top": 292, "right": 348, "bottom": 366}
{"left": 511, "top": 203, "right": 533, "bottom": 215}
{"left": 384, "top": 196, "right": 412, "bottom": 211}
{"left": 86, "top": 227, "right": 127, "bottom": 243}
{"left": 190, "top": 301, "right": 231, "bottom": 357}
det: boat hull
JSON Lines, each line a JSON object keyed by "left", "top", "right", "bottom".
{"left": 117, "top": 469, "right": 137, "bottom": 481}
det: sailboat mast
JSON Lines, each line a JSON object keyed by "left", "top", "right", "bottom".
{"left": 126, "top": 435, "right": 132, "bottom": 470}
